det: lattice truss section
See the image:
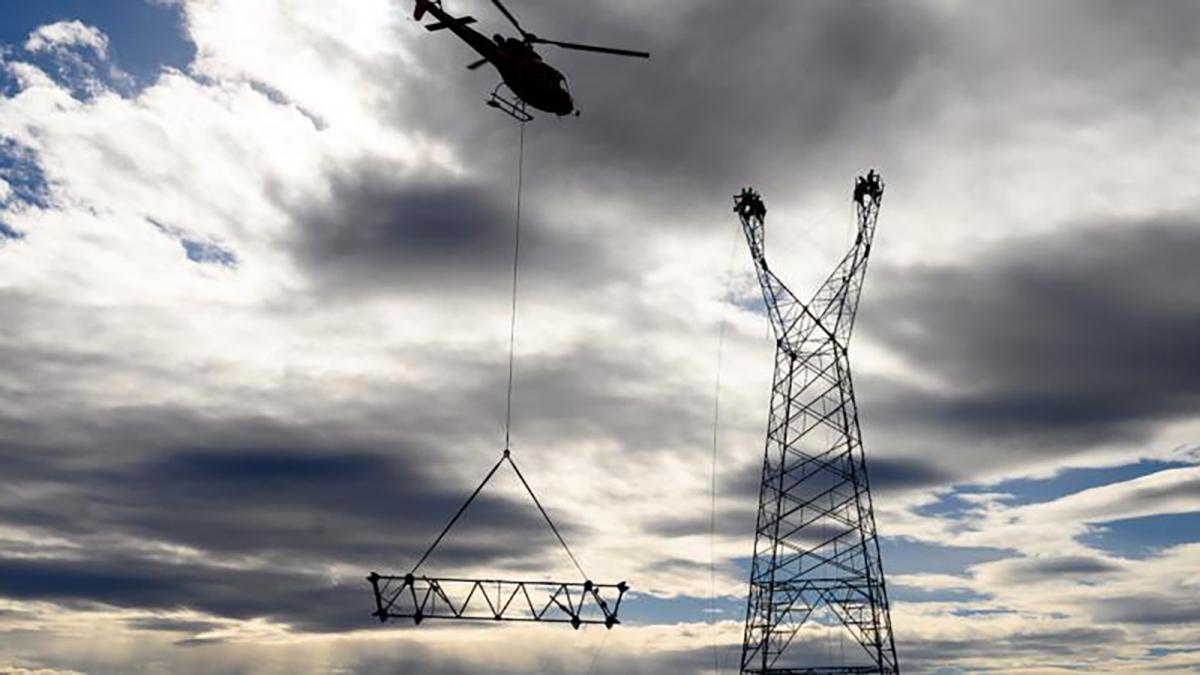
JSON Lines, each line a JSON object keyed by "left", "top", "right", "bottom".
{"left": 733, "top": 177, "right": 899, "bottom": 675}
{"left": 368, "top": 574, "right": 627, "bottom": 628}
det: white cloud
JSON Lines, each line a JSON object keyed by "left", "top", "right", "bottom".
{"left": 24, "top": 20, "right": 109, "bottom": 58}
{"left": 883, "top": 466, "right": 1200, "bottom": 571}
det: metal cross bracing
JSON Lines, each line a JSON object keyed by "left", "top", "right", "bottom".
{"left": 367, "top": 574, "right": 627, "bottom": 628}
{"left": 733, "top": 174, "right": 899, "bottom": 675}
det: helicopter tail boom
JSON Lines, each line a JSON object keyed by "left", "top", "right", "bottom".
{"left": 425, "top": 16, "right": 477, "bottom": 32}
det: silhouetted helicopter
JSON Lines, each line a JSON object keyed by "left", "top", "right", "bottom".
{"left": 413, "top": 0, "right": 649, "bottom": 121}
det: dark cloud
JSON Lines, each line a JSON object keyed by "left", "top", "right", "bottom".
{"left": 962, "top": 1, "right": 1200, "bottom": 98}
{"left": 897, "top": 625, "right": 1129, "bottom": 671}
{"left": 505, "top": 348, "right": 714, "bottom": 453}
{"left": 0, "top": 554, "right": 371, "bottom": 633}
{"left": 860, "top": 218, "right": 1200, "bottom": 457}
{"left": 644, "top": 454, "right": 948, "bottom": 541}
{"left": 0, "top": 266, "right": 727, "bottom": 634}
{"left": 383, "top": 0, "right": 1200, "bottom": 250}
{"left": 123, "top": 617, "right": 225, "bottom": 634}
{"left": 1092, "top": 593, "right": 1200, "bottom": 626}
{"left": 864, "top": 456, "right": 952, "bottom": 495}
{"left": 1, "top": 432, "right": 582, "bottom": 570}
{"left": 994, "top": 555, "right": 1125, "bottom": 585}
{"left": 529, "top": 0, "right": 940, "bottom": 195}
{"left": 641, "top": 456, "right": 757, "bottom": 540}
{"left": 346, "top": 641, "right": 745, "bottom": 675}
{"left": 282, "top": 159, "right": 620, "bottom": 297}
{"left": 0, "top": 398, "right": 605, "bottom": 631}
{"left": 645, "top": 507, "right": 754, "bottom": 541}
{"left": 722, "top": 453, "right": 951, "bottom": 503}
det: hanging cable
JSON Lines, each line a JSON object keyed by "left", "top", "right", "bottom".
{"left": 414, "top": 121, "right": 531, "bottom": 576}
{"left": 508, "top": 451, "right": 588, "bottom": 580}
{"left": 494, "top": 121, "right": 590, "bottom": 582}
{"left": 586, "top": 626, "right": 613, "bottom": 675}
{"left": 504, "top": 120, "right": 527, "bottom": 451}
{"left": 709, "top": 220, "right": 740, "bottom": 675}
{"left": 409, "top": 451, "right": 509, "bottom": 574}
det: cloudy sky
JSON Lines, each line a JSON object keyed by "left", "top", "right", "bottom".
{"left": 1, "top": 1, "right": 1199, "bottom": 673}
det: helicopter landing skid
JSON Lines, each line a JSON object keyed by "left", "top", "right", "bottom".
{"left": 486, "top": 84, "right": 534, "bottom": 123}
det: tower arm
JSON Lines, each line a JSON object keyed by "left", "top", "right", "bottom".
{"left": 739, "top": 210, "right": 801, "bottom": 344}
{"left": 735, "top": 189, "right": 836, "bottom": 357}
{"left": 806, "top": 179, "right": 884, "bottom": 350}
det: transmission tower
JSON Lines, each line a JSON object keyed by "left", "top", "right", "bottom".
{"left": 733, "top": 174, "right": 899, "bottom": 674}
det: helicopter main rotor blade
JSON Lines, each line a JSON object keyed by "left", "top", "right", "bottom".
{"left": 466, "top": 57, "right": 489, "bottom": 70}
{"left": 531, "top": 38, "right": 650, "bottom": 59}
{"left": 490, "top": 0, "right": 527, "bottom": 37}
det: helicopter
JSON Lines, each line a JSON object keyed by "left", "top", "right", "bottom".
{"left": 412, "top": 0, "right": 649, "bottom": 121}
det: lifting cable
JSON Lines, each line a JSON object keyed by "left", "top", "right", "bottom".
{"left": 504, "top": 120, "right": 526, "bottom": 452}
{"left": 409, "top": 120, "right": 588, "bottom": 582}
{"left": 586, "top": 626, "right": 613, "bottom": 675}
{"left": 708, "top": 220, "right": 741, "bottom": 675}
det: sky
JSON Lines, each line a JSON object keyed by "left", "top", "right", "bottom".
{"left": 1, "top": 0, "right": 1199, "bottom": 673}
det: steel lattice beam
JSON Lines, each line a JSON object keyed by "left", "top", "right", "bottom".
{"left": 733, "top": 178, "right": 899, "bottom": 674}
{"left": 368, "top": 573, "right": 627, "bottom": 628}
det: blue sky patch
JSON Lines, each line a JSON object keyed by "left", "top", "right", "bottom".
{"left": 1081, "top": 511, "right": 1200, "bottom": 560}
{"left": 912, "top": 491, "right": 982, "bottom": 520}
{"left": 726, "top": 287, "right": 768, "bottom": 316}
{"left": 914, "top": 459, "right": 1198, "bottom": 524}
{"left": 961, "top": 459, "right": 1197, "bottom": 507}
{"left": 180, "top": 238, "right": 238, "bottom": 267}
{"left": 0, "top": 221, "right": 24, "bottom": 241}
{"left": 880, "top": 538, "right": 1013, "bottom": 576}
{"left": 149, "top": 218, "right": 238, "bottom": 268}
{"left": 0, "top": 0, "right": 193, "bottom": 91}
{"left": 620, "top": 592, "right": 745, "bottom": 626}
{"left": 1147, "top": 646, "right": 1200, "bottom": 658}
{"left": 0, "top": 138, "right": 51, "bottom": 209}
{"left": 0, "top": 48, "right": 19, "bottom": 98}
{"left": 888, "top": 583, "right": 990, "bottom": 604}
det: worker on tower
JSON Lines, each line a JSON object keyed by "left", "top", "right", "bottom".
{"left": 866, "top": 170, "right": 883, "bottom": 202}
{"left": 735, "top": 187, "right": 766, "bottom": 223}
{"left": 853, "top": 176, "right": 868, "bottom": 204}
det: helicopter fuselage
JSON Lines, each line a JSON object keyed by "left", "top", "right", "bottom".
{"left": 493, "top": 49, "right": 573, "bottom": 116}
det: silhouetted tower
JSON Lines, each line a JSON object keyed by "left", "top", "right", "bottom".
{"left": 733, "top": 174, "right": 898, "bottom": 674}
